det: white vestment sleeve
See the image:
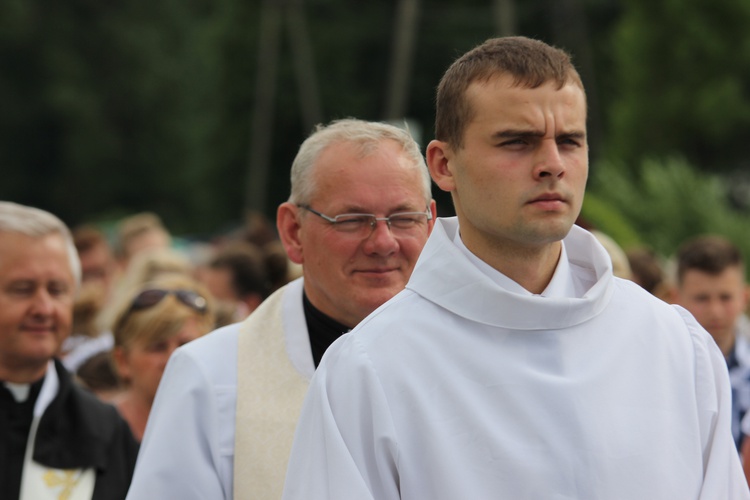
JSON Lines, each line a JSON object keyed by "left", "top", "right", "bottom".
{"left": 678, "top": 307, "right": 750, "bottom": 499}
{"left": 283, "top": 335, "right": 400, "bottom": 500}
{"left": 126, "top": 347, "right": 231, "bottom": 500}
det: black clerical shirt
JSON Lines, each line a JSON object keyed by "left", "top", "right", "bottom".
{"left": 0, "top": 377, "right": 44, "bottom": 500}
{"left": 302, "top": 292, "right": 352, "bottom": 367}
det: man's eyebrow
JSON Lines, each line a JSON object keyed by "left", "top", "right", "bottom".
{"left": 557, "top": 131, "right": 587, "bottom": 140}
{"left": 7, "top": 278, "right": 35, "bottom": 285}
{"left": 339, "top": 204, "right": 423, "bottom": 215}
{"left": 491, "top": 129, "right": 587, "bottom": 140}
{"left": 491, "top": 129, "right": 544, "bottom": 140}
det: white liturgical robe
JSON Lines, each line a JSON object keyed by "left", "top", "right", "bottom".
{"left": 125, "top": 279, "right": 315, "bottom": 500}
{"left": 283, "top": 217, "right": 749, "bottom": 499}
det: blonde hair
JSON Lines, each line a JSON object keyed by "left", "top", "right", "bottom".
{"left": 112, "top": 274, "right": 215, "bottom": 350}
{"left": 118, "top": 248, "right": 192, "bottom": 292}
{"left": 592, "top": 230, "right": 632, "bottom": 280}
{"left": 99, "top": 247, "right": 194, "bottom": 332}
{"left": 115, "top": 212, "right": 171, "bottom": 260}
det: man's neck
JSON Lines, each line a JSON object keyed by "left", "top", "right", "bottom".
{"left": 302, "top": 292, "right": 352, "bottom": 367}
{"left": 115, "top": 389, "right": 152, "bottom": 441}
{"left": 465, "top": 236, "right": 563, "bottom": 295}
{"left": 1, "top": 368, "right": 46, "bottom": 403}
{"left": 0, "top": 360, "right": 49, "bottom": 385}
{"left": 715, "top": 331, "right": 736, "bottom": 359}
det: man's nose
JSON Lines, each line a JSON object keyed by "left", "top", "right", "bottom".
{"left": 30, "top": 289, "right": 54, "bottom": 316}
{"left": 363, "top": 219, "right": 399, "bottom": 256}
{"left": 533, "top": 140, "right": 565, "bottom": 180}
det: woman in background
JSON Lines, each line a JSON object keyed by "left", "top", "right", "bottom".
{"left": 110, "top": 273, "right": 215, "bottom": 441}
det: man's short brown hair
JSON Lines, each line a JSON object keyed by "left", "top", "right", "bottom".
{"left": 435, "top": 36, "right": 584, "bottom": 149}
{"left": 676, "top": 235, "right": 744, "bottom": 285}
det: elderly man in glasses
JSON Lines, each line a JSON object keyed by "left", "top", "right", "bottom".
{"left": 0, "top": 201, "right": 139, "bottom": 500}
{"left": 125, "top": 118, "right": 436, "bottom": 500}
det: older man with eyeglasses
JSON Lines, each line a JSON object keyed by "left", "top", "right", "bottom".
{"left": 125, "top": 118, "right": 436, "bottom": 500}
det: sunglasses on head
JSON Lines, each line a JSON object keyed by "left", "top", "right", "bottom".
{"left": 120, "top": 288, "right": 209, "bottom": 327}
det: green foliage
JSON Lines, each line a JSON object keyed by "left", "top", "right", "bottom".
{"left": 580, "top": 192, "right": 641, "bottom": 250}
{"left": 0, "top": 0, "right": 261, "bottom": 234}
{"left": 586, "top": 156, "right": 750, "bottom": 263}
{"left": 8, "top": 0, "right": 750, "bottom": 242}
{"left": 1, "top": 0, "right": 501, "bottom": 234}
{"left": 606, "top": 0, "right": 750, "bottom": 171}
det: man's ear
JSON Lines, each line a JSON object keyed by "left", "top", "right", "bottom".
{"left": 277, "top": 202, "right": 304, "bottom": 265}
{"left": 427, "top": 199, "right": 437, "bottom": 232}
{"left": 426, "top": 140, "right": 456, "bottom": 193}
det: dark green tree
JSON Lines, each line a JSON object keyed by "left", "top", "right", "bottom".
{"left": 606, "top": 0, "right": 750, "bottom": 171}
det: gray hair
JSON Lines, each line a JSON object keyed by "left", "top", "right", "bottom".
{"left": 287, "top": 118, "right": 432, "bottom": 206}
{"left": 0, "top": 202, "right": 81, "bottom": 286}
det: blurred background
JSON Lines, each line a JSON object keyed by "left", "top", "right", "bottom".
{"left": 2, "top": 0, "right": 750, "bottom": 261}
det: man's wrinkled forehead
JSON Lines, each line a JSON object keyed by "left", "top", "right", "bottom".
{"left": 460, "top": 75, "right": 588, "bottom": 141}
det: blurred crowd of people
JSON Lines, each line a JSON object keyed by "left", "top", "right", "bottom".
{"left": 60, "top": 209, "right": 301, "bottom": 418}
{"left": 11, "top": 192, "right": 750, "bottom": 498}
{"left": 6, "top": 142, "right": 750, "bottom": 499}
{"left": 7, "top": 140, "right": 750, "bottom": 500}
{"left": 2, "top": 35, "right": 749, "bottom": 500}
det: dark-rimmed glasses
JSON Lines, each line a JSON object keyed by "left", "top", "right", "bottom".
{"left": 298, "top": 205, "right": 432, "bottom": 237}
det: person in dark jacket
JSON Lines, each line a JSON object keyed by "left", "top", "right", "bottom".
{"left": 0, "top": 201, "right": 139, "bottom": 500}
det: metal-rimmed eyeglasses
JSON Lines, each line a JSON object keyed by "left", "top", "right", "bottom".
{"left": 298, "top": 205, "right": 432, "bottom": 236}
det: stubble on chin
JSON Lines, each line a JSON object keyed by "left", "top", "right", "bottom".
{"left": 514, "top": 215, "right": 574, "bottom": 247}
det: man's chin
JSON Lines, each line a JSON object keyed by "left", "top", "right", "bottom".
{"left": 525, "top": 221, "right": 574, "bottom": 246}
{"left": 358, "top": 286, "right": 403, "bottom": 308}
{"left": 354, "top": 270, "right": 405, "bottom": 287}
{"left": 21, "top": 336, "right": 61, "bottom": 358}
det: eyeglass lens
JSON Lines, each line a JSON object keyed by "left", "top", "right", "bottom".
{"left": 334, "top": 213, "right": 429, "bottom": 233}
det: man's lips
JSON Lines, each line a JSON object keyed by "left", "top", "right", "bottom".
{"left": 355, "top": 268, "right": 398, "bottom": 274}
{"left": 353, "top": 266, "right": 402, "bottom": 278}
{"left": 21, "top": 325, "right": 56, "bottom": 335}
{"left": 528, "top": 192, "right": 567, "bottom": 209}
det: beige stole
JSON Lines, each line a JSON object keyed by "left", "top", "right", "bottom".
{"left": 233, "top": 286, "right": 310, "bottom": 499}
